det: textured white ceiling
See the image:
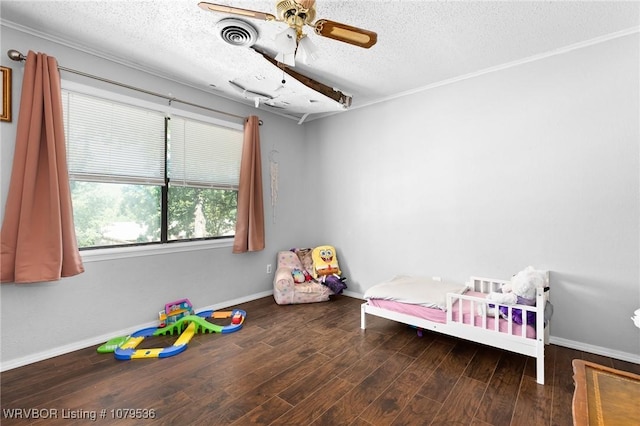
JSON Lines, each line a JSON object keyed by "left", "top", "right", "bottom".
{"left": 1, "top": 1, "right": 639, "bottom": 121}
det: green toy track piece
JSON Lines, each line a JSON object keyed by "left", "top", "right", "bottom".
{"left": 154, "top": 315, "right": 223, "bottom": 336}
{"left": 97, "top": 335, "right": 129, "bottom": 353}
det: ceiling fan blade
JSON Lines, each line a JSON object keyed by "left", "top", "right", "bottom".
{"left": 252, "top": 48, "right": 352, "bottom": 108}
{"left": 198, "top": 2, "right": 276, "bottom": 21}
{"left": 313, "top": 19, "right": 377, "bottom": 48}
{"left": 297, "top": 0, "right": 317, "bottom": 9}
{"left": 228, "top": 80, "right": 273, "bottom": 100}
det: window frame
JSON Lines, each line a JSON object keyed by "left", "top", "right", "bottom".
{"left": 61, "top": 80, "right": 243, "bottom": 262}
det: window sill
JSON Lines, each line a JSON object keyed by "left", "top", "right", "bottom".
{"left": 80, "top": 238, "right": 234, "bottom": 263}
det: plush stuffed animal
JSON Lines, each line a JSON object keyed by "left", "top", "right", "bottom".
{"left": 292, "top": 268, "right": 306, "bottom": 283}
{"left": 322, "top": 274, "right": 348, "bottom": 294}
{"left": 486, "top": 266, "right": 548, "bottom": 325}
{"left": 311, "top": 245, "right": 341, "bottom": 278}
{"left": 291, "top": 267, "right": 312, "bottom": 283}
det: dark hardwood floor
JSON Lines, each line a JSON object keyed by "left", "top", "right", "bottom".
{"left": 2, "top": 295, "right": 639, "bottom": 425}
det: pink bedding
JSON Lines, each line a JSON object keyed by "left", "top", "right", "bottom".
{"left": 367, "top": 291, "right": 536, "bottom": 339}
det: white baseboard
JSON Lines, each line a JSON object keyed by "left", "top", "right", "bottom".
{"left": 0, "top": 290, "right": 274, "bottom": 372}
{"left": 549, "top": 336, "right": 640, "bottom": 364}
{"left": 341, "top": 290, "right": 362, "bottom": 299}
{"left": 197, "top": 290, "right": 273, "bottom": 314}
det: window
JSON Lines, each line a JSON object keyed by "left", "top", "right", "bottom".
{"left": 61, "top": 86, "right": 243, "bottom": 249}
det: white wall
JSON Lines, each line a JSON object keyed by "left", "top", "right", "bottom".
{"left": 305, "top": 33, "right": 640, "bottom": 360}
{"left": 0, "top": 26, "right": 314, "bottom": 369}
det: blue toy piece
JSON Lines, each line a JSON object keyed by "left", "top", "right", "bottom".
{"left": 114, "top": 309, "right": 246, "bottom": 360}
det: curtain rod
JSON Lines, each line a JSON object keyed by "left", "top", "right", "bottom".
{"left": 7, "top": 49, "right": 261, "bottom": 124}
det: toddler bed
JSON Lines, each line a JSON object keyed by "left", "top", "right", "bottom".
{"left": 361, "top": 273, "right": 551, "bottom": 384}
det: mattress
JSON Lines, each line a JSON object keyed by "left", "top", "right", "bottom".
{"left": 367, "top": 291, "right": 537, "bottom": 339}
{"left": 362, "top": 275, "right": 469, "bottom": 310}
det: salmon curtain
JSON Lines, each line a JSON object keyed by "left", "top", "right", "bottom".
{"left": 0, "top": 51, "right": 84, "bottom": 283}
{"left": 233, "top": 115, "right": 265, "bottom": 253}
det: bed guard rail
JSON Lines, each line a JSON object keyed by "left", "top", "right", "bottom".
{"left": 445, "top": 275, "right": 549, "bottom": 340}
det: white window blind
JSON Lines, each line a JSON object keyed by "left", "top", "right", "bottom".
{"left": 62, "top": 90, "right": 166, "bottom": 184}
{"left": 169, "top": 116, "right": 243, "bottom": 189}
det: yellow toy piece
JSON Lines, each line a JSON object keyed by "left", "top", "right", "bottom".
{"left": 311, "top": 245, "right": 341, "bottom": 278}
{"left": 119, "top": 336, "right": 145, "bottom": 350}
{"left": 113, "top": 309, "right": 246, "bottom": 360}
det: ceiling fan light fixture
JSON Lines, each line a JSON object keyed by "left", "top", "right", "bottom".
{"left": 275, "top": 27, "right": 298, "bottom": 53}
{"left": 275, "top": 51, "right": 296, "bottom": 67}
{"left": 295, "top": 35, "right": 319, "bottom": 65}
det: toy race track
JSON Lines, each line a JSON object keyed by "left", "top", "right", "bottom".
{"left": 114, "top": 309, "right": 246, "bottom": 360}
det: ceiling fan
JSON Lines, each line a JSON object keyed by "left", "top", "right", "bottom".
{"left": 198, "top": 0, "right": 377, "bottom": 66}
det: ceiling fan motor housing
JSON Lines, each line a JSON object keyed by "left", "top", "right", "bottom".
{"left": 276, "top": 0, "right": 316, "bottom": 26}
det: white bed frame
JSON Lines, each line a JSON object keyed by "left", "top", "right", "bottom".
{"left": 361, "top": 275, "right": 551, "bottom": 384}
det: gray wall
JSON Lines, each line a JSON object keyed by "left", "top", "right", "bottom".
{"left": 0, "top": 26, "right": 315, "bottom": 368}
{"left": 2, "top": 25, "right": 639, "bottom": 369}
{"left": 305, "top": 33, "right": 640, "bottom": 360}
